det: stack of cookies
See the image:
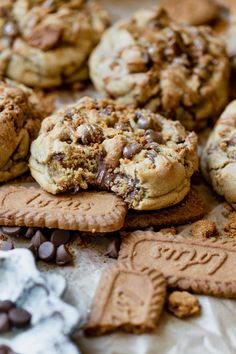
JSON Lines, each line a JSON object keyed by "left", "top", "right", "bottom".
{"left": 0, "top": 0, "right": 236, "bottom": 347}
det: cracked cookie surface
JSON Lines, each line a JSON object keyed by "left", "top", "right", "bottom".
{"left": 0, "top": 80, "right": 48, "bottom": 183}
{"left": 29, "top": 97, "right": 198, "bottom": 210}
{"left": 0, "top": 0, "right": 109, "bottom": 88}
{"left": 201, "top": 100, "right": 236, "bottom": 210}
{"left": 89, "top": 6, "right": 229, "bottom": 131}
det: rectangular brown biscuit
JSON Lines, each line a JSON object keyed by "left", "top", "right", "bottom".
{"left": 84, "top": 262, "right": 166, "bottom": 336}
{"left": 0, "top": 183, "right": 127, "bottom": 233}
{"left": 119, "top": 230, "right": 236, "bottom": 298}
{"left": 124, "top": 188, "right": 205, "bottom": 230}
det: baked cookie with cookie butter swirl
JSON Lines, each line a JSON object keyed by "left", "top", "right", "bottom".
{"left": 89, "top": 6, "right": 229, "bottom": 131}
{"left": 0, "top": 0, "right": 109, "bottom": 87}
{"left": 29, "top": 97, "right": 198, "bottom": 210}
{"left": 0, "top": 80, "right": 48, "bottom": 183}
{"left": 201, "top": 100, "right": 236, "bottom": 210}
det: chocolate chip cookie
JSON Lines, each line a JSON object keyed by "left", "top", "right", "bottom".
{"left": 89, "top": 7, "right": 229, "bottom": 130}
{"left": 0, "top": 0, "right": 109, "bottom": 88}
{"left": 201, "top": 100, "right": 236, "bottom": 210}
{"left": 29, "top": 97, "right": 198, "bottom": 210}
{"left": 0, "top": 80, "right": 47, "bottom": 183}
{"left": 160, "top": 0, "right": 220, "bottom": 26}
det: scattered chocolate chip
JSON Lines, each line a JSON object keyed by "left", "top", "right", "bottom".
{"left": 0, "top": 301, "right": 15, "bottom": 313}
{"left": 24, "top": 227, "right": 36, "bottom": 239}
{"left": 38, "top": 241, "right": 56, "bottom": 262}
{"left": 191, "top": 171, "right": 203, "bottom": 185}
{"left": 0, "top": 345, "right": 15, "bottom": 354}
{"left": 145, "top": 130, "right": 163, "bottom": 144}
{"left": 1, "top": 226, "right": 22, "bottom": 237}
{"left": 56, "top": 245, "right": 72, "bottom": 266}
{"left": 123, "top": 142, "right": 142, "bottom": 159}
{"left": 105, "top": 238, "right": 121, "bottom": 259}
{"left": 31, "top": 230, "right": 47, "bottom": 249}
{"left": 0, "top": 313, "right": 10, "bottom": 332}
{"left": 8, "top": 308, "right": 31, "bottom": 328}
{"left": 0, "top": 241, "right": 14, "bottom": 251}
{"left": 50, "top": 229, "right": 70, "bottom": 247}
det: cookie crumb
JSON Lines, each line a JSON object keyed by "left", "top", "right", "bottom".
{"left": 167, "top": 291, "right": 200, "bottom": 318}
{"left": 224, "top": 212, "right": 236, "bottom": 238}
{"left": 159, "top": 227, "right": 176, "bottom": 235}
{"left": 191, "top": 220, "right": 218, "bottom": 238}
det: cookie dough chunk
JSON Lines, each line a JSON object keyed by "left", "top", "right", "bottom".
{"left": 89, "top": 7, "right": 229, "bottom": 130}
{"left": 0, "top": 0, "right": 109, "bottom": 88}
{"left": 201, "top": 100, "right": 236, "bottom": 210}
{"left": 29, "top": 97, "right": 198, "bottom": 210}
{"left": 0, "top": 80, "right": 47, "bottom": 183}
{"left": 191, "top": 219, "right": 219, "bottom": 238}
{"left": 160, "top": 0, "right": 220, "bottom": 26}
{"left": 167, "top": 291, "right": 200, "bottom": 318}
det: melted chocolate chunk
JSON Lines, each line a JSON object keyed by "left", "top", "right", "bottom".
{"left": 81, "top": 124, "right": 103, "bottom": 145}
{"left": 123, "top": 142, "right": 142, "bottom": 159}
{"left": 145, "top": 130, "right": 163, "bottom": 144}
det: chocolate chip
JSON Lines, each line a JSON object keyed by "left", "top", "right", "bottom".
{"left": 50, "top": 230, "right": 70, "bottom": 246}
{"left": 8, "top": 308, "right": 31, "bottom": 328}
{"left": 136, "top": 115, "right": 151, "bottom": 130}
{"left": 31, "top": 230, "right": 47, "bottom": 249}
{"left": 0, "top": 301, "right": 15, "bottom": 313}
{"left": 123, "top": 142, "right": 142, "bottom": 159}
{"left": 114, "top": 122, "right": 130, "bottom": 131}
{"left": 81, "top": 124, "right": 103, "bottom": 145}
{"left": 38, "top": 242, "right": 56, "bottom": 262}
{"left": 0, "top": 345, "right": 15, "bottom": 354}
{"left": 56, "top": 245, "right": 72, "bottom": 266}
{"left": 0, "top": 313, "right": 10, "bottom": 332}
{"left": 145, "top": 130, "right": 163, "bottom": 144}
{"left": 54, "top": 153, "right": 64, "bottom": 161}
{"left": 0, "top": 241, "right": 14, "bottom": 251}
{"left": 146, "top": 151, "right": 156, "bottom": 163}
{"left": 24, "top": 227, "right": 36, "bottom": 239}
{"left": 228, "top": 137, "right": 236, "bottom": 146}
{"left": 3, "top": 22, "right": 18, "bottom": 37}
{"left": 1, "top": 226, "right": 23, "bottom": 237}
{"left": 105, "top": 238, "right": 121, "bottom": 259}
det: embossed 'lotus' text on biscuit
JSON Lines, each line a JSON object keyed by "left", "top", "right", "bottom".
{"left": 119, "top": 231, "right": 236, "bottom": 298}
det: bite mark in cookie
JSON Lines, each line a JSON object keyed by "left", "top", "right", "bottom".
{"left": 84, "top": 262, "right": 166, "bottom": 335}
{"left": 29, "top": 97, "right": 198, "bottom": 210}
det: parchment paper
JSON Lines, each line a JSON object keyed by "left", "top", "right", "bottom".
{"left": 11, "top": 1, "right": 236, "bottom": 353}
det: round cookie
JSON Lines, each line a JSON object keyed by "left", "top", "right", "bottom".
{"left": 29, "top": 97, "right": 198, "bottom": 211}
{"left": 160, "top": 0, "right": 220, "bottom": 26}
{"left": 89, "top": 7, "right": 230, "bottom": 131}
{"left": 0, "top": 0, "right": 109, "bottom": 88}
{"left": 0, "top": 80, "right": 48, "bottom": 183}
{"left": 201, "top": 100, "right": 236, "bottom": 210}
